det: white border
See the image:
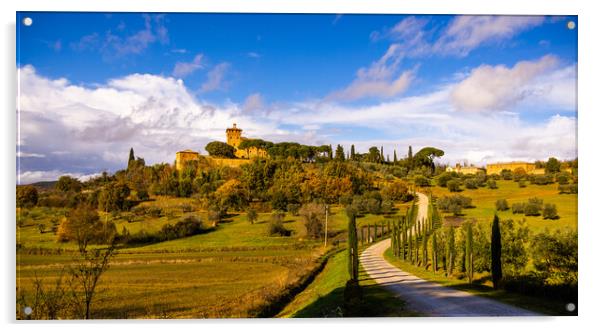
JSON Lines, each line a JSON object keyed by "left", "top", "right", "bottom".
{"left": 2, "top": 1, "right": 601, "bottom": 332}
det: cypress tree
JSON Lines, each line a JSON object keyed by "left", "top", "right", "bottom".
{"left": 347, "top": 212, "right": 359, "bottom": 281}
{"left": 335, "top": 144, "right": 345, "bottom": 161}
{"left": 491, "top": 215, "right": 502, "bottom": 289}
{"left": 328, "top": 144, "right": 333, "bottom": 160}
{"left": 400, "top": 218, "right": 405, "bottom": 260}
{"left": 446, "top": 226, "right": 455, "bottom": 277}
{"left": 409, "top": 231, "right": 413, "bottom": 263}
{"left": 432, "top": 230, "right": 438, "bottom": 272}
{"left": 380, "top": 146, "right": 384, "bottom": 163}
{"left": 466, "top": 221, "right": 474, "bottom": 284}
{"left": 393, "top": 150, "right": 398, "bottom": 164}
{"left": 350, "top": 144, "right": 356, "bottom": 161}
{"left": 422, "top": 232, "right": 428, "bottom": 269}
{"left": 128, "top": 147, "right": 135, "bottom": 169}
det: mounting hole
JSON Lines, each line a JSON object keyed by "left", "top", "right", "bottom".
{"left": 22, "top": 17, "right": 33, "bottom": 26}
{"left": 566, "top": 302, "right": 576, "bottom": 312}
{"left": 24, "top": 306, "right": 32, "bottom": 315}
{"left": 567, "top": 21, "right": 575, "bottom": 30}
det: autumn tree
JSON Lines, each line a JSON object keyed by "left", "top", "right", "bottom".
{"left": 17, "top": 185, "right": 38, "bottom": 208}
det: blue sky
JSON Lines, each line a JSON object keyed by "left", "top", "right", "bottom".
{"left": 16, "top": 13, "right": 577, "bottom": 183}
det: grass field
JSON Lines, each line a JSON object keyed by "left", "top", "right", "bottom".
{"left": 16, "top": 195, "right": 410, "bottom": 318}
{"left": 428, "top": 179, "right": 577, "bottom": 233}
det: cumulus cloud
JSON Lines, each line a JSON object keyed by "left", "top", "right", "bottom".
{"left": 172, "top": 53, "right": 204, "bottom": 78}
{"left": 451, "top": 55, "right": 559, "bottom": 112}
{"left": 201, "top": 62, "right": 230, "bottom": 92}
{"left": 17, "top": 65, "right": 280, "bottom": 183}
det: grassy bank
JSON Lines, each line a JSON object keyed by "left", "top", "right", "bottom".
{"left": 278, "top": 249, "right": 418, "bottom": 317}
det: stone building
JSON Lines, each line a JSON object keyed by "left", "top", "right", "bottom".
{"left": 226, "top": 123, "right": 268, "bottom": 159}
{"left": 486, "top": 162, "right": 542, "bottom": 175}
{"left": 174, "top": 124, "right": 267, "bottom": 171}
{"left": 446, "top": 163, "right": 484, "bottom": 175}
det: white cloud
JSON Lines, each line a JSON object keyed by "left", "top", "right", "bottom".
{"left": 434, "top": 16, "right": 546, "bottom": 56}
{"left": 71, "top": 14, "right": 169, "bottom": 59}
{"left": 247, "top": 52, "right": 261, "bottom": 58}
{"left": 17, "top": 65, "right": 280, "bottom": 181}
{"left": 201, "top": 62, "right": 230, "bottom": 92}
{"left": 329, "top": 44, "right": 417, "bottom": 101}
{"left": 18, "top": 170, "right": 102, "bottom": 185}
{"left": 16, "top": 151, "right": 45, "bottom": 158}
{"left": 242, "top": 93, "right": 265, "bottom": 114}
{"left": 451, "top": 55, "right": 559, "bottom": 112}
{"left": 172, "top": 53, "right": 204, "bottom": 78}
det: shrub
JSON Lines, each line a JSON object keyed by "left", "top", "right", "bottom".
{"left": 512, "top": 202, "right": 525, "bottom": 214}
{"left": 381, "top": 200, "right": 394, "bottom": 215}
{"left": 464, "top": 178, "right": 478, "bottom": 190}
{"left": 160, "top": 216, "right": 206, "bottom": 241}
{"left": 414, "top": 175, "right": 430, "bottom": 187}
{"left": 530, "top": 174, "right": 554, "bottom": 185}
{"left": 487, "top": 180, "right": 498, "bottom": 189}
{"left": 556, "top": 173, "right": 570, "bottom": 185}
{"left": 437, "top": 173, "right": 454, "bottom": 188}
{"left": 180, "top": 204, "right": 194, "bottom": 213}
{"left": 558, "top": 184, "right": 577, "bottom": 194}
{"left": 500, "top": 169, "right": 513, "bottom": 180}
{"left": 446, "top": 179, "right": 462, "bottom": 192}
{"left": 524, "top": 197, "right": 543, "bottom": 216}
{"left": 438, "top": 195, "right": 472, "bottom": 216}
{"left": 246, "top": 208, "right": 258, "bottom": 224}
{"left": 365, "top": 198, "right": 382, "bottom": 215}
{"left": 543, "top": 203, "right": 559, "bottom": 220}
{"left": 267, "top": 212, "right": 290, "bottom": 237}
{"left": 518, "top": 180, "right": 527, "bottom": 188}
{"left": 495, "top": 199, "right": 509, "bottom": 211}
{"left": 147, "top": 207, "right": 162, "bottom": 218}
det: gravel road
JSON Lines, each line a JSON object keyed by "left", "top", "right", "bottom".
{"left": 359, "top": 192, "right": 539, "bottom": 316}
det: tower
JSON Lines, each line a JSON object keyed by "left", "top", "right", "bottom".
{"left": 226, "top": 123, "right": 243, "bottom": 148}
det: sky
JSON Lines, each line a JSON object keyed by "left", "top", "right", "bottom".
{"left": 16, "top": 13, "right": 577, "bottom": 184}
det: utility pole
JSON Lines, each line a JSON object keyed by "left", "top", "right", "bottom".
{"left": 324, "top": 204, "right": 328, "bottom": 247}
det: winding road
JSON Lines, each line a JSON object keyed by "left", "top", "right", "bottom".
{"left": 360, "top": 192, "right": 538, "bottom": 316}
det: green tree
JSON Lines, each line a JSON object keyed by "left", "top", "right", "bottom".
{"left": 495, "top": 199, "right": 509, "bottom": 211}
{"left": 98, "top": 182, "right": 131, "bottom": 212}
{"left": 17, "top": 185, "right": 38, "bottom": 207}
{"left": 466, "top": 221, "right": 474, "bottom": 283}
{"left": 128, "top": 147, "right": 135, "bottom": 169}
{"left": 368, "top": 146, "right": 381, "bottom": 163}
{"left": 56, "top": 176, "right": 83, "bottom": 193}
{"left": 350, "top": 145, "right": 356, "bottom": 161}
{"left": 205, "top": 141, "right": 236, "bottom": 158}
{"left": 393, "top": 150, "right": 398, "bottom": 164}
{"left": 347, "top": 209, "right": 359, "bottom": 282}
{"left": 380, "top": 146, "right": 384, "bottom": 163}
{"left": 446, "top": 226, "right": 455, "bottom": 276}
{"left": 431, "top": 230, "right": 438, "bottom": 272}
{"left": 335, "top": 144, "right": 345, "bottom": 161}
{"left": 545, "top": 157, "right": 561, "bottom": 174}
{"left": 413, "top": 147, "right": 444, "bottom": 172}
{"left": 491, "top": 214, "right": 502, "bottom": 289}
